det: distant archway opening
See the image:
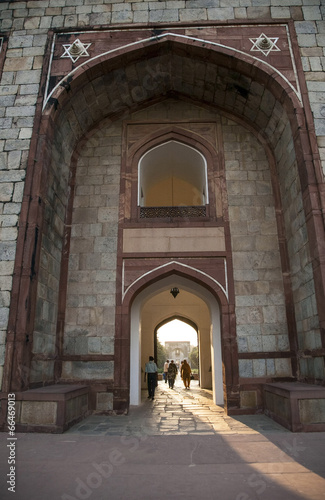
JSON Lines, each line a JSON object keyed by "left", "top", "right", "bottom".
{"left": 155, "top": 317, "right": 199, "bottom": 380}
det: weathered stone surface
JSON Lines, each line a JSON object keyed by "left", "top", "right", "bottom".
{"left": 96, "top": 392, "right": 113, "bottom": 411}
{"left": 61, "top": 361, "right": 114, "bottom": 380}
{"left": 20, "top": 401, "right": 57, "bottom": 425}
{"left": 299, "top": 399, "right": 325, "bottom": 424}
{"left": 240, "top": 391, "right": 257, "bottom": 409}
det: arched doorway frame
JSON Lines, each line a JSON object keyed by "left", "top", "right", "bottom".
{"left": 123, "top": 263, "right": 232, "bottom": 407}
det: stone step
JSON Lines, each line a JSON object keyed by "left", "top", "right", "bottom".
{"left": 14, "top": 384, "right": 90, "bottom": 434}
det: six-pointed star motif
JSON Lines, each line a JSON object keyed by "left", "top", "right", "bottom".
{"left": 61, "top": 39, "right": 91, "bottom": 63}
{"left": 249, "top": 33, "right": 280, "bottom": 57}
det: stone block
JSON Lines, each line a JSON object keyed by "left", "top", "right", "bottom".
{"left": 0, "top": 183, "right": 13, "bottom": 201}
{"left": 0, "top": 275, "right": 13, "bottom": 291}
{"left": 96, "top": 392, "right": 113, "bottom": 411}
{"left": 64, "top": 14, "right": 78, "bottom": 27}
{"left": 234, "top": 7, "right": 248, "bottom": 18}
{"left": 302, "top": 6, "right": 322, "bottom": 21}
{"left": 15, "top": 70, "right": 41, "bottom": 85}
{"left": 25, "top": 16, "right": 41, "bottom": 29}
{"left": 1, "top": 19, "right": 13, "bottom": 30}
{"left": 295, "top": 20, "right": 317, "bottom": 33}
{"left": 247, "top": 335, "right": 263, "bottom": 352}
{"left": 232, "top": 236, "right": 256, "bottom": 252}
{"left": 66, "top": 393, "right": 89, "bottom": 423}
{"left": 299, "top": 399, "right": 325, "bottom": 424}
{"left": 207, "top": 8, "right": 235, "bottom": 20}
{"left": 0, "top": 85, "right": 19, "bottom": 96}
{"left": 0, "top": 227, "right": 17, "bottom": 241}
{"left": 0, "top": 261, "right": 14, "bottom": 275}
{"left": 8, "top": 35, "right": 34, "bottom": 49}
{"left": 0, "top": 343, "right": 5, "bottom": 364}
{"left": 266, "top": 359, "right": 276, "bottom": 376}
{"left": 179, "top": 8, "right": 207, "bottom": 21}
{"left": 271, "top": 7, "right": 290, "bottom": 18}
{"left": 4, "top": 202, "right": 21, "bottom": 215}
{"left": 0, "top": 242, "right": 16, "bottom": 261}
{"left": 61, "top": 360, "right": 114, "bottom": 380}
{"left": 7, "top": 150, "right": 22, "bottom": 169}
{"left": 20, "top": 401, "right": 57, "bottom": 425}
{"left": 239, "top": 359, "right": 253, "bottom": 377}
{"left": 51, "top": 15, "right": 65, "bottom": 27}
{"left": 5, "top": 105, "right": 36, "bottom": 117}
{"left": 246, "top": 6, "right": 270, "bottom": 17}
{"left": 0, "top": 94, "right": 15, "bottom": 107}
{"left": 237, "top": 336, "right": 248, "bottom": 353}
{"left": 240, "top": 391, "right": 257, "bottom": 409}
{"left": 265, "top": 383, "right": 325, "bottom": 431}
{"left": 101, "top": 336, "right": 114, "bottom": 354}
{"left": 253, "top": 359, "right": 266, "bottom": 377}
{"left": 88, "top": 337, "right": 101, "bottom": 354}
{"left": 265, "top": 391, "right": 290, "bottom": 421}
{"left": 275, "top": 358, "right": 292, "bottom": 376}
{"left": 111, "top": 11, "right": 131, "bottom": 23}
{"left": 298, "top": 33, "right": 317, "bottom": 47}
{"left": 290, "top": 6, "right": 303, "bottom": 20}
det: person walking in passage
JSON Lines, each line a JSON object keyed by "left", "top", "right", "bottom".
{"left": 167, "top": 359, "right": 178, "bottom": 389}
{"left": 163, "top": 359, "right": 169, "bottom": 383}
{"left": 144, "top": 356, "right": 158, "bottom": 400}
{"left": 181, "top": 359, "right": 192, "bottom": 389}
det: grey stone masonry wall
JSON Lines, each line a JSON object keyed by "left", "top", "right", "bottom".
{"left": 64, "top": 120, "right": 121, "bottom": 361}
{"left": 30, "top": 123, "right": 71, "bottom": 384}
{"left": 0, "top": 0, "right": 324, "bottom": 390}
{"left": 224, "top": 118, "right": 292, "bottom": 379}
{"left": 274, "top": 120, "right": 324, "bottom": 382}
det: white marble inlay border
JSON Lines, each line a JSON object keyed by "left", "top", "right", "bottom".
{"left": 122, "top": 259, "right": 229, "bottom": 302}
{"left": 43, "top": 26, "right": 302, "bottom": 111}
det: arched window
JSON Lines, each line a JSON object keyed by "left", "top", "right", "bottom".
{"left": 138, "top": 141, "right": 208, "bottom": 217}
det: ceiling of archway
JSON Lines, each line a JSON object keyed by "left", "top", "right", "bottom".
{"left": 47, "top": 26, "right": 303, "bottom": 156}
{"left": 53, "top": 48, "right": 288, "bottom": 151}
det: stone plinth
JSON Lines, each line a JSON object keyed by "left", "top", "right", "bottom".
{"left": 264, "top": 382, "right": 325, "bottom": 432}
{"left": 14, "top": 384, "right": 89, "bottom": 433}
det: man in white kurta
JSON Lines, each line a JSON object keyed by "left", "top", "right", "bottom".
{"left": 144, "top": 356, "right": 158, "bottom": 400}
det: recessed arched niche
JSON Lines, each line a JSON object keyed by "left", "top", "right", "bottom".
{"left": 138, "top": 140, "right": 208, "bottom": 208}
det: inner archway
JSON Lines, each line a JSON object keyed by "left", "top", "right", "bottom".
{"left": 156, "top": 318, "right": 198, "bottom": 369}
{"left": 156, "top": 318, "right": 201, "bottom": 389}
{"left": 130, "top": 274, "right": 224, "bottom": 407}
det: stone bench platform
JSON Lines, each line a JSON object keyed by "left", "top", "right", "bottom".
{"left": 14, "top": 384, "right": 89, "bottom": 433}
{"left": 264, "top": 382, "right": 325, "bottom": 432}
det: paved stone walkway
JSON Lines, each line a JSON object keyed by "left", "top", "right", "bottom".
{"left": 67, "top": 378, "right": 288, "bottom": 436}
{"left": 1, "top": 377, "right": 325, "bottom": 500}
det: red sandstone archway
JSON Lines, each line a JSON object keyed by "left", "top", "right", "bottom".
{"left": 119, "top": 263, "right": 236, "bottom": 411}
{"left": 2, "top": 32, "right": 324, "bottom": 419}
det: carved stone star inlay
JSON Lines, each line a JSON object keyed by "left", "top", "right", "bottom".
{"left": 61, "top": 39, "right": 91, "bottom": 63}
{"left": 249, "top": 33, "right": 280, "bottom": 57}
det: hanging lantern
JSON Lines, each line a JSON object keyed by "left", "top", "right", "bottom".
{"left": 170, "top": 287, "right": 179, "bottom": 298}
